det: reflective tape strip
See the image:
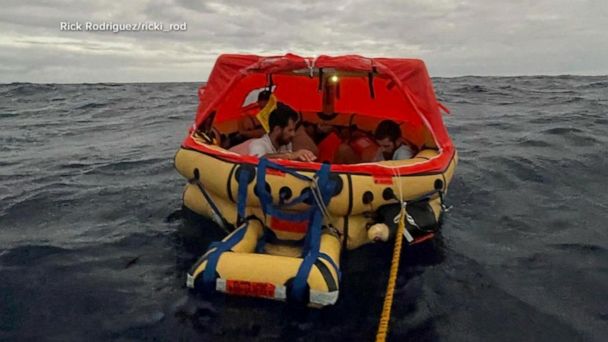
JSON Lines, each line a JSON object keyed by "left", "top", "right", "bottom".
{"left": 186, "top": 274, "right": 195, "bottom": 288}
{"left": 274, "top": 285, "right": 287, "bottom": 300}
{"left": 216, "top": 278, "right": 227, "bottom": 292}
{"left": 402, "top": 224, "right": 414, "bottom": 243}
{"left": 309, "top": 290, "right": 339, "bottom": 306}
{"left": 394, "top": 212, "right": 415, "bottom": 243}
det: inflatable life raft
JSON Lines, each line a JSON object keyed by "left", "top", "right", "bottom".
{"left": 174, "top": 54, "right": 457, "bottom": 307}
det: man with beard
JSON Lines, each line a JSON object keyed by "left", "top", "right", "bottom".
{"left": 373, "top": 120, "right": 416, "bottom": 161}
{"left": 231, "top": 102, "right": 316, "bottom": 162}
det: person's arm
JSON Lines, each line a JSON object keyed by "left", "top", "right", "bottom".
{"left": 264, "top": 149, "right": 317, "bottom": 162}
{"left": 249, "top": 139, "right": 316, "bottom": 161}
{"left": 292, "top": 126, "right": 319, "bottom": 155}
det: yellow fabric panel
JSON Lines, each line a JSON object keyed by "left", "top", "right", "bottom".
{"left": 175, "top": 149, "right": 236, "bottom": 199}
{"left": 183, "top": 183, "right": 268, "bottom": 225}
{"left": 190, "top": 232, "right": 342, "bottom": 294}
{"left": 264, "top": 244, "right": 302, "bottom": 258}
{"left": 192, "top": 259, "right": 208, "bottom": 279}
{"left": 335, "top": 215, "right": 374, "bottom": 250}
{"left": 255, "top": 94, "right": 277, "bottom": 133}
{"left": 319, "top": 233, "right": 342, "bottom": 282}
{"left": 215, "top": 252, "right": 338, "bottom": 293}
{"left": 428, "top": 196, "right": 443, "bottom": 219}
{"left": 443, "top": 151, "right": 458, "bottom": 192}
{"left": 216, "top": 253, "right": 301, "bottom": 284}
{"left": 230, "top": 219, "right": 264, "bottom": 254}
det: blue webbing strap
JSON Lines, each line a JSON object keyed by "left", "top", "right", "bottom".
{"left": 300, "top": 167, "right": 336, "bottom": 257}
{"left": 279, "top": 189, "right": 313, "bottom": 208}
{"left": 319, "top": 252, "right": 342, "bottom": 282}
{"left": 201, "top": 222, "right": 249, "bottom": 291}
{"left": 230, "top": 158, "right": 306, "bottom": 254}
{"left": 259, "top": 158, "right": 313, "bottom": 182}
{"left": 256, "top": 158, "right": 314, "bottom": 222}
{"left": 291, "top": 163, "right": 334, "bottom": 302}
{"left": 255, "top": 232, "right": 268, "bottom": 253}
{"left": 256, "top": 158, "right": 272, "bottom": 215}
{"left": 236, "top": 166, "right": 251, "bottom": 224}
{"left": 252, "top": 159, "right": 338, "bottom": 301}
{"left": 254, "top": 158, "right": 305, "bottom": 253}
{"left": 254, "top": 219, "right": 271, "bottom": 253}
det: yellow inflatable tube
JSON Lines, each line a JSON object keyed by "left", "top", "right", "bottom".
{"left": 183, "top": 181, "right": 445, "bottom": 250}
{"left": 187, "top": 219, "right": 342, "bottom": 307}
{"left": 174, "top": 147, "right": 457, "bottom": 218}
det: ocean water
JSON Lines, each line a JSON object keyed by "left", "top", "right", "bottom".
{"left": 0, "top": 76, "right": 606, "bottom": 341}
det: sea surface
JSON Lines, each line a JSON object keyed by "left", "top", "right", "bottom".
{"left": 0, "top": 76, "right": 607, "bottom": 341}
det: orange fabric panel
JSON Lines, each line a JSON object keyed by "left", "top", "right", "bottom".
{"left": 187, "top": 53, "right": 455, "bottom": 174}
{"left": 316, "top": 132, "right": 342, "bottom": 163}
{"left": 270, "top": 216, "right": 309, "bottom": 234}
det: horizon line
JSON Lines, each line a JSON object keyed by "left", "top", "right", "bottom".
{"left": 1, "top": 73, "right": 606, "bottom": 85}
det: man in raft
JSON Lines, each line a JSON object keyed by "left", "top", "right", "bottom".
{"left": 230, "top": 102, "right": 317, "bottom": 162}
{"left": 373, "top": 120, "right": 416, "bottom": 161}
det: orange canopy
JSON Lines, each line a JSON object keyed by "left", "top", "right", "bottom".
{"left": 186, "top": 53, "right": 455, "bottom": 175}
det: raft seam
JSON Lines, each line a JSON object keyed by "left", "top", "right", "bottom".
{"left": 179, "top": 146, "right": 456, "bottom": 177}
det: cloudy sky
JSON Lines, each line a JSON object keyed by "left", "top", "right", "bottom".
{"left": 1, "top": 0, "right": 607, "bottom": 83}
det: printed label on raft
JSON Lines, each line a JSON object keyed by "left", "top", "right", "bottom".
{"left": 59, "top": 21, "right": 187, "bottom": 33}
{"left": 226, "top": 280, "right": 276, "bottom": 298}
{"left": 372, "top": 175, "right": 394, "bottom": 185}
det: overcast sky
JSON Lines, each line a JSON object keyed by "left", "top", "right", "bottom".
{"left": 1, "top": 0, "right": 607, "bottom": 83}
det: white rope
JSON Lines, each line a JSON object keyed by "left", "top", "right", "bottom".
{"left": 310, "top": 176, "right": 332, "bottom": 223}
{"left": 392, "top": 167, "right": 414, "bottom": 243}
{"left": 305, "top": 56, "right": 318, "bottom": 78}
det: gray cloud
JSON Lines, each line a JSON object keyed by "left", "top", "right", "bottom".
{"left": 1, "top": 0, "right": 606, "bottom": 83}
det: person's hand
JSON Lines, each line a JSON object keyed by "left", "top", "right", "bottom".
{"left": 291, "top": 149, "right": 316, "bottom": 162}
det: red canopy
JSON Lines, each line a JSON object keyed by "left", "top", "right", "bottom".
{"left": 184, "top": 53, "right": 455, "bottom": 175}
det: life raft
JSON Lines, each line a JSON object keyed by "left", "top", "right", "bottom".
{"left": 174, "top": 54, "right": 457, "bottom": 307}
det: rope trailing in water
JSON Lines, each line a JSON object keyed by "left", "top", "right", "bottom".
{"left": 375, "top": 205, "right": 405, "bottom": 342}
{"left": 376, "top": 166, "right": 406, "bottom": 342}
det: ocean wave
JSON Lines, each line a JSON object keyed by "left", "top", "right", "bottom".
{"left": 1, "top": 77, "right": 606, "bottom": 341}
{"left": 1, "top": 83, "right": 58, "bottom": 96}
{"left": 0, "top": 244, "right": 70, "bottom": 266}
{"left": 75, "top": 102, "right": 108, "bottom": 110}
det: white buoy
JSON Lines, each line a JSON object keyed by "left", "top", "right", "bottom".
{"left": 367, "top": 223, "right": 390, "bottom": 242}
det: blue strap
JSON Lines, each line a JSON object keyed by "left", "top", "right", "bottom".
{"left": 256, "top": 158, "right": 272, "bottom": 215}
{"left": 267, "top": 206, "right": 312, "bottom": 222}
{"left": 255, "top": 235, "right": 267, "bottom": 254}
{"left": 319, "top": 252, "right": 341, "bottom": 282}
{"left": 255, "top": 225, "right": 271, "bottom": 253}
{"left": 201, "top": 222, "right": 248, "bottom": 291}
{"left": 236, "top": 166, "right": 251, "bottom": 223}
{"left": 261, "top": 158, "right": 313, "bottom": 182}
{"left": 279, "top": 189, "right": 313, "bottom": 208}
{"left": 290, "top": 163, "right": 334, "bottom": 301}
{"left": 291, "top": 210, "right": 323, "bottom": 301}
{"left": 256, "top": 158, "right": 315, "bottom": 222}
{"left": 252, "top": 160, "right": 338, "bottom": 302}
{"left": 300, "top": 164, "right": 335, "bottom": 257}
